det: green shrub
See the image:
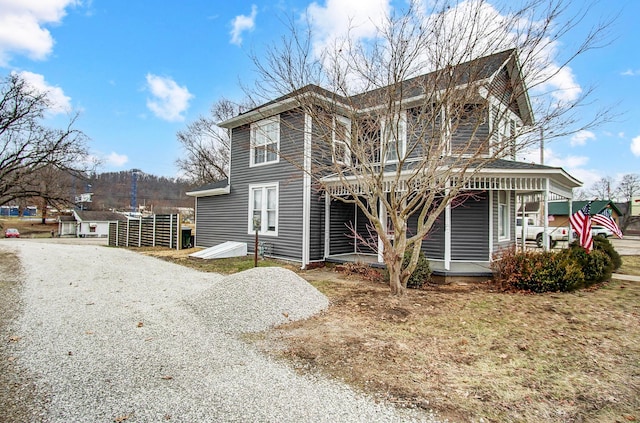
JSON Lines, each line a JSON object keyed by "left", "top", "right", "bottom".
{"left": 492, "top": 247, "right": 584, "bottom": 293}
{"left": 384, "top": 249, "right": 432, "bottom": 289}
{"left": 405, "top": 250, "right": 431, "bottom": 289}
{"left": 593, "top": 237, "right": 622, "bottom": 271}
{"left": 562, "top": 245, "right": 612, "bottom": 285}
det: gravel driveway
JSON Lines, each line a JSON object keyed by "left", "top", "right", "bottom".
{"left": 1, "top": 239, "right": 435, "bottom": 422}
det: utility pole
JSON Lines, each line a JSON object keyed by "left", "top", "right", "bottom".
{"left": 539, "top": 127, "right": 544, "bottom": 165}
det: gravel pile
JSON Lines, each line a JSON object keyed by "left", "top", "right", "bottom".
{"left": 188, "top": 266, "right": 329, "bottom": 334}
{"left": 1, "top": 239, "right": 438, "bottom": 422}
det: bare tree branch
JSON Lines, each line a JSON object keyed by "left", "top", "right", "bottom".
{"left": 0, "top": 73, "right": 91, "bottom": 208}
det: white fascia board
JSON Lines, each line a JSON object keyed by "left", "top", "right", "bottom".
{"left": 472, "top": 167, "right": 583, "bottom": 187}
{"left": 218, "top": 91, "right": 354, "bottom": 129}
{"left": 186, "top": 186, "right": 230, "bottom": 197}
{"left": 321, "top": 164, "right": 582, "bottom": 189}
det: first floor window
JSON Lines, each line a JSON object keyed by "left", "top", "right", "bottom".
{"left": 249, "top": 183, "right": 278, "bottom": 235}
{"left": 498, "top": 191, "right": 509, "bottom": 240}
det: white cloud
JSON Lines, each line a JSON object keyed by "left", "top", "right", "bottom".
{"left": 13, "top": 70, "right": 71, "bottom": 114}
{"left": 145, "top": 74, "right": 193, "bottom": 122}
{"left": 621, "top": 69, "right": 640, "bottom": 76}
{"left": 306, "top": 0, "right": 390, "bottom": 55}
{"left": 0, "top": 0, "right": 78, "bottom": 66}
{"left": 534, "top": 62, "right": 582, "bottom": 103}
{"left": 631, "top": 135, "right": 640, "bottom": 157}
{"left": 106, "top": 151, "right": 128, "bottom": 167}
{"left": 230, "top": 5, "right": 257, "bottom": 46}
{"left": 570, "top": 130, "right": 596, "bottom": 147}
{"left": 302, "top": 0, "right": 583, "bottom": 104}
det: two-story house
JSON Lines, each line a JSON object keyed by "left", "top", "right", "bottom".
{"left": 187, "top": 49, "right": 581, "bottom": 277}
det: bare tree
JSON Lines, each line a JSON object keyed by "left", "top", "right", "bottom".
{"left": 246, "top": 0, "right": 612, "bottom": 295}
{"left": 176, "top": 98, "right": 252, "bottom": 185}
{"left": 589, "top": 176, "right": 614, "bottom": 200}
{"left": 616, "top": 173, "right": 640, "bottom": 231}
{"left": 0, "top": 73, "right": 91, "bottom": 208}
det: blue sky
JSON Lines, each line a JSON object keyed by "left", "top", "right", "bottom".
{"left": 1, "top": 0, "right": 638, "bottom": 192}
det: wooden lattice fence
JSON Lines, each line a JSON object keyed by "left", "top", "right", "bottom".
{"left": 108, "top": 214, "right": 183, "bottom": 249}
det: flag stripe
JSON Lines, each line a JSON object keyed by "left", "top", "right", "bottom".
{"left": 569, "top": 202, "right": 593, "bottom": 252}
{"left": 592, "top": 213, "right": 623, "bottom": 239}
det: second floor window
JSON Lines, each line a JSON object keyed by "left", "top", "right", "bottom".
{"left": 251, "top": 116, "right": 280, "bottom": 166}
{"left": 333, "top": 116, "right": 351, "bottom": 165}
{"left": 381, "top": 112, "right": 407, "bottom": 163}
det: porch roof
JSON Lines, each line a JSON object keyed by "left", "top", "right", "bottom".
{"left": 321, "top": 159, "right": 581, "bottom": 199}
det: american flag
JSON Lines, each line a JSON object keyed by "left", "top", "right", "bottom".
{"left": 569, "top": 201, "right": 592, "bottom": 252}
{"left": 592, "top": 207, "right": 623, "bottom": 239}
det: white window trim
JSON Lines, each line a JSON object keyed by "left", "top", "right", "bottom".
{"left": 380, "top": 111, "right": 407, "bottom": 163}
{"left": 250, "top": 116, "right": 280, "bottom": 167}
{"left": 248, "top": 182, "right": 279, "bottom": 236}
{"left": 332, "top": 115, "right": 351, "bottom": 166}
{"left": 488, "top": 98, "right": 522, "bottom": 157}
{"left": 497, "top": 190, "right": 510, "bottom": 241}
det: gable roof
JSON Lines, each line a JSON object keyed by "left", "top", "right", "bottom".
{"left": 219, "top": 49, "right": 532, "bottom": 129}
{"left": 548, "top": 200, "right": 622, "bottom": 217}
{"left": 73, "top": 210, "right": 125, "bottom": 222}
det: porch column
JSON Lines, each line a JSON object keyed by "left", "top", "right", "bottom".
{"left": 543, "top": 178, "right": 550, "bottom": 250}
{"left": 444, "top": 181, "right": 451, "bottom": 271}
{"left": 568, "top": 195, "right": 574, "bottom": 244}
{"left": 301, "top": 113, "right": 312, "bottom": 268}
{"left": 324, "top": 194, "right": 330, "bottom": 259}
{"left": 378, "top": 198, "right": 386, "bottom": 263}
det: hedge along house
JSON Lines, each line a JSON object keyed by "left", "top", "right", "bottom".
{"left": 187, "top": 49, "right": 581, "bottom": 277}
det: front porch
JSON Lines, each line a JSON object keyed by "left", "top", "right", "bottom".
{"left": 319, "top": 161, "right": 582, "bottom": 277}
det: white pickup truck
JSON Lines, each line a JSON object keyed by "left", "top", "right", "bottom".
{"left": 516, "top": 217, "right": 569, "bottom": 248}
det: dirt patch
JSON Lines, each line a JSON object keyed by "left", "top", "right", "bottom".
{"left": 251, "top": 266, "right": 640, "bottom": 423}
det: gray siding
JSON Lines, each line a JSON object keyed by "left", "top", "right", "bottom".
{"left": 309, "top": 187, "right": 325, "bottom": 261}
{"left": 451, "top": 194, "right": 489, "bottom": 261}
{"left": 329, "top": 200, "right": 355, "bottom": 254}
{"left": 420, "top": 214, "right": 445, "bottom": 260}
{"left": 355, "top": 205, "right": 377, "bottom": 254}
{"left": 195, "top": 110, "right": 306, "bottom": 262}
{"left": 406, "top": 107, "right": 441, "bottom": 160}
{"left": 489, "top": 68, "right": 521, "bottom": 117}
{"left": 406, "top": 211, "right": 445, "bottom": 260}
{"left": 451, "top": 106, "right": 490, "bottom": 155}
{"left": 492, "top": 190, "right": 516, "bottom": 252}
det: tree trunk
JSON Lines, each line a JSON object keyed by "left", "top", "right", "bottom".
{"left": 386, "top": 253, "right": 406, "bottom": 296}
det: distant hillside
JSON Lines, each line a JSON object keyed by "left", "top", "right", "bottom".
{"left": 79, "top": 171, "right": 197, "bottom": 213}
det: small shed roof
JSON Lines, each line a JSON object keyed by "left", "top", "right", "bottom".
{"left": 74, "top": 210, "right": 125, "bottom": 222}
{"left": 548, "top": 200, "right": 622, "bottom": 217}
{"left": 186, "top": 179, "right": 230, "bottom": 197}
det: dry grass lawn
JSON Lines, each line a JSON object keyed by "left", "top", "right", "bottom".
{"left": 141, "top": 249, "right": 640, "bottom": 422}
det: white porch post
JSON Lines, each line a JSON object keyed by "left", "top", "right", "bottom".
{"left": 543, "top": 178, "right": 550, "bottom": 251}
{"left": 301, "top": 113, "right": 312, "bottom": 268}
{"left": 568, "top": 195, "right": 574, "bottom": 244}
{"left": 444, "top": 180, "right": 451, "bottom": 271}
{"left": 324, "top": 194, "right": 331, "bottom": 259}
{"left": 378, "top": 198, "right": 386, "bottom": 263}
